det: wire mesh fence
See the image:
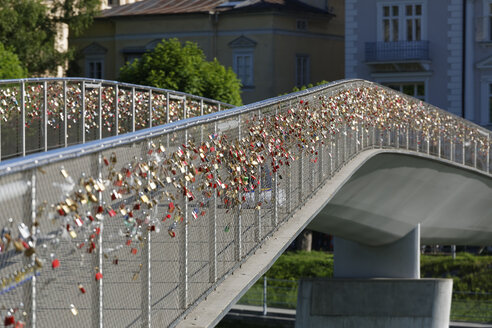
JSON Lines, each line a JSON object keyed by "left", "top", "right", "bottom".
{"left": 0, "top": 78, "right": 231, "bottom": 160}
{"left": 0, "top": 79, "right": 490, "bottom": 327}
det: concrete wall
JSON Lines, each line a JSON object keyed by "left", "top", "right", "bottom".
{"left": 296, "top": 278, "right": 453, "bottom": 328}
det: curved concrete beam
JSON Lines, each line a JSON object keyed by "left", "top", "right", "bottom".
{"left": 308, "top": 152, "right": 492, "bottom": 246}
{"left": 177, "top": 149, "right": 492, "bottom": 327}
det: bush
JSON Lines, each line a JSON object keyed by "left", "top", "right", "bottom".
{"left": 0, "top": 43, "right": 27, "bottom": 79}
{"left": 119, "top": 38, "right": 242, "bottom": 106}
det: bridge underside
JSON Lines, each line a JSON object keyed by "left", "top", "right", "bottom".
{"left": 308, "top": 152, "right": 492, "bottom": 246}
{"left": 179, "top": 149, "right": 492, "bottom": 327}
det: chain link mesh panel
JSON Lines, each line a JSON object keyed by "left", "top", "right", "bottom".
{"left": 0, "top": 80, "right": 490, "bottom": 328}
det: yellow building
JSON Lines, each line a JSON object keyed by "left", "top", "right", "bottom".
{"left": 70, "top": 0, "right": 344, "bottom": 104}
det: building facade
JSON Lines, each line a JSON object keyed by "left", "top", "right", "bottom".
{"left": 70, "top": 0, "right": 345, "bottom": 104}
{"left": 346, "top": 0, "right": 492, "bottom": 129}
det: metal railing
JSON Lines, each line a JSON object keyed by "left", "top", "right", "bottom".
{"left": 0, "top": 78, "right": 231, "bottom": 160}
{"left": 0, "top": 79, "right": 490, "bottom": 327}
{"left": 238, "top": 278, "right": 492, "bottom": 323}
{"left": 365, "top": 41, "right": 430, "bottom": 62}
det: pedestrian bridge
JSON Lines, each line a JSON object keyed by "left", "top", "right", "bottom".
{"left": 0, "top": 78, "right": 490, "bottom": 327}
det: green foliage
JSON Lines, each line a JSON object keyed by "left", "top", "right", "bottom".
{"left": 0, "top": 43, "right": 27, "bottom": 79}
{"left": 119, "top": 38, "right": 242, "bottom": 106}
{"left": 0, "top": 0, "right": 99, "bottom": 76}
{"left": 265, "top": 251, "right": 333, "bottom": 280}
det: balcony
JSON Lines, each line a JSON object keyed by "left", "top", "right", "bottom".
{"left": 365, "top": 41, "right": 430, "bottom": 63}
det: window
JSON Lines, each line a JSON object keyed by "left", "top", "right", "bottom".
{"left": 83, "top": 43, "right": 107, "bottom": 79}
{"left": 233, "top": 52, "right": 254, "bottom": 87}
{"left": 229, "top": 36, "right": 256, "bottom": 88}
{"left": 384, "top": 82, "right": 425, "bottom": 100}
{"left": 379, "top": 3, "right": 424, "bottom": 42}
{"left": 297, "top": 19, "right": 308, "bottom": 31}
{"left": 296, "top": 55, "right": 310, "bottom": 87}
{"left": 489, "top": 84, "right": 492, "bottom": 123}
{"left": 87, "top": 60, "right": 103, "bottom": 79}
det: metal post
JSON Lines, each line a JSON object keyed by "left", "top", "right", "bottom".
{"left": 236, "top": 116, "right": 242, "bottom": 261}
{"left": 451, "top": 245, "right": 456, "bottom": 260}
{"left": 487, "top": 134, "right": 490, "bottom": 174}
{"left": 416, "top": 128, "right": 420, "bottom": 153}
{"left": 396, "top": 127, "right": 400, "bottom": 149}
{"left": 406, "top": 125, "right": 409, "bottom": 150}
{"left": 255, "top": 164, "right": 261, "bottom": 242}
{"left": 372, "top": 125, "right": 376, "bottom": 148}
{"left": 200, "top": 99, "right": 204, "bottom": 142}
{"left": 141, "top": 142, "right": 152, "bottom": 328}
{"left": 438, "top": 132, "right": 442, "bottom": 158}
{"left": 263, "top": 276, "right": 267, "bottom": 316}
{"left": 63, "top": 81, "right": 68, "bottom": 147}
{"left": 98, "top": 85, "right": 102, "bottom": 140}
{"left": 209, "top": 121, "right": 218, "bottom": 283}
{"left": 450, "top": 141, "right": 454, "bottom": 162}
{"left": 462, "top": 129, "right": 466, "bottom": 165}
{"left": 43, "top": 81, "right": 48, "bottom": 151}
{"left": 298, "top": 148, "right": 303, "bottom": 204}
{"left": 427, "top": 135, "right": 430, "bottom": 155}
{"left": 183, "top": 97, "right": 187, "bottom": 120}
{"left": 115, "top": 84, "right": 119, "bottom": 136}
{"left": 148, "top": 89, "right": 153, "bottom": 128}
{"left": 21, "top": 81, "right": 26, "bottom": 157}
{"left": 318, "top": 142, "right": 324, "bottom": 183}
{"left": 343, "top": 124, "right": 347, "bottom": 161}
{"left": 474, "top": 140, "right": 477, "bottom": 168}
{"left": 24, "top": 169, "right": 37, "bottom": 328}
{"left": 92, "top": 153, "right": 104, "bottom": 328}
{"left": 82, "top": 81, "right": 86, "bottom": 143}
{"left": 180, "top": 131, "right": 189, "bottom": 309}
{"left": 131, "top": 87, "right": 136, "bottom": 132}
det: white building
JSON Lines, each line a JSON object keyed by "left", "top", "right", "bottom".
{"left": 345, "top": 0, "right": 492, "bottom": 129}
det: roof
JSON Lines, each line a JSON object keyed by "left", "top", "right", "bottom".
{"left": 100, "top": 0, "right": 333, "bottom": 18}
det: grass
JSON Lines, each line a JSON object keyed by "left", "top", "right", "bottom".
{"left": 237, "top": 251, "right": 492, "bottom": 323}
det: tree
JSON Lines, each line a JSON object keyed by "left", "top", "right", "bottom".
{"left": 0, "top": 0, "right": 99, "bottom": 76}
{"left": 0, "top": 43, "right": 27, "bottom": 79}
{"left": 119, "top": 38, "right": 243, "bottom": 106}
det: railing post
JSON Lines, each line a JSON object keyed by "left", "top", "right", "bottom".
{"left": 372, "top": 125, "right": 376, "bottom": 148}
{"left": 396, "top": 127, "right": 400, "bottom": 149}
{"left": 115, "top": 84, "right": 119, "bottom": 136}
{"left": 131, "top": 87, "right": 136, "bottom": 132}
{"left": 450, "top": 140, "right": 454, "bottom": 162}
{"left": 82, "top": 81, "right": 86, "bottom": 143}
{"left": 24, "top": 169, "right": 37, "bottom": 328}
{"left": 255, "top": 163, "right": 261, "bottom": 242}
{"left": 209, "top": 121, "right": 218, "bottom": 283}
{"left": 148, "top": 89, "right": 153, "bottom": 128}
{"left": 92, "top": 153, "right": 104, "bottom": 328}
{"left": 21, "top": 81, "right": 26, "bottom": 157}
{"left": 235, "top": 115, "right": 242, "bottom": 261}
{"left": 462, "top": 128, "right": 466, "bottom": 165}
{"left": 141, "top": 141, "right": 152, "bottom": 328}
{"left": 438, "top": 131, "right": 442, "bottom": 158}
{"left": 406, "top": 124, "right": 409, "bottom": 150}
{"left": 263, "top": 276, "right": 267, "bottom": 316}
{"left": 318, "top": 140, "right": 324, "bottom": 183}
{"left": 63, "top": 81, "right": 68, "bottom": 147}
{"left": 474, "top": 140, "right": 477, "bottom": 169}
{"left": 487, "top": 134, "right": 490, "bottom": 174}
{"left": 343, "top": 123, "right": 347, "bottom": 161}
{"left": 180, "top": 130, "right": 189, "bottom": 309}
{"left": 200, "top": 99, "right": 204, "bottom": 142}
{"left": 43, "top": 81, "right": 48, "bottom": 151}
{"left": 98, "top": 85, "right": 102, "bottom": 140}
{"left": 298, "top": 148, "right": 303, "bottom": 204}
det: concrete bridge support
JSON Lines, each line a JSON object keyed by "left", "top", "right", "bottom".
{"left": 295, "top": 226, "right": 453, "bottom": 328}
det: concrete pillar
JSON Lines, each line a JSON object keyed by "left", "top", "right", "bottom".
{"left": 295, "top": 278, "right": 453, "bottom": 328}
{"left": 295, "top": 225, "right": 453, "bottom": 328}
{"left": 334, "top": 224, "right": 420, "bottom": 278}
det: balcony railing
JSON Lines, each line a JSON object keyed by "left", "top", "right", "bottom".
{"left": 365, "top": 41, "right": 430, "bottom": 63}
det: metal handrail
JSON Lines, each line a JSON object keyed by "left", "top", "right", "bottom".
{"left": 0, "top": 77, "right": 233, "bottom": 160}
{"left": 0, "top": 79, "right": 490, "bottom": 328}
